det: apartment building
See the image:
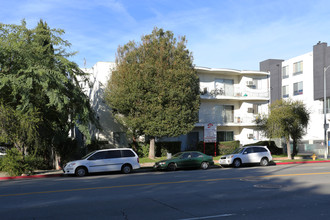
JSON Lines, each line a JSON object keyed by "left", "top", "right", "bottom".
{"left": 195, "top": 67, "right": 270, "bottom": 145}
{"left": 81, "top": 62, "right": 129, "bottom": 148}
{"left": 156, "top": 67, "right": 270, "bottom": 149}
{"left": 80, "top": 63, "right": 270, "bottom": 150}
{"left": 260, "top": 42, "right": 330, "bottom": 155}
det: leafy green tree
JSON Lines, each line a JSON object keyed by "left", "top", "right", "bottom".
{"left": 0, "top": 103, "right": 40, "bottom": 155}
{"left": 106, "top": 27, "right": 200, "bottom": 159}
{"left": 255, "top": 99, "right": 310, "bottom": 159}
{"left": 0, "top": 20, "right": 96, "bottom": 164}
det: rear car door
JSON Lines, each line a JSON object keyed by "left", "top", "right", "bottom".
{"left": 191, "top": 152, "right": 203, "bottom": 167}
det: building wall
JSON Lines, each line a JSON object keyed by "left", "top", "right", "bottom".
{"left": 196, "top": 67, "right": 270, "bottom": 147}
{"left": 260, "top": 48, "right": 326, "bottom": 146}
{"left": 281, "top": 52, "right": 324, "bottom": 143}
{"left": 313, "top": 42, "right": 330, "bottom": 100}
{"left": 259, "top": 59, "right": 284, "bottom": 103}
{"left": 81, "top": 62, "right": 129, "bottom": 148}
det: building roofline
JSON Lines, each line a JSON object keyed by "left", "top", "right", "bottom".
{"left": 195, "top": 66, "right": 269, "bottom": 76}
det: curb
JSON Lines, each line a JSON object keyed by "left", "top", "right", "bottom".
{"left": 0, "top": 173, "right": 63, "bottom": 181}
{"left": 275, "top": 160, "right": 330, "bottom": 165}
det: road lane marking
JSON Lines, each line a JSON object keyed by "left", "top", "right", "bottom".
{"left": 1, "top": 172, "right": 330, "bottom": 197}
{"left": 178, "top": 213, "right": 236, "bottom": 219}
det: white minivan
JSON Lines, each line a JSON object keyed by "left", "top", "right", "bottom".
{"left": 63, "top": 148, "right": 140, "bottom": 177}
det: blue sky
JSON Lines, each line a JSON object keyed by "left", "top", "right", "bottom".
{"left": 1, "top": 0, "right": 330, "bottom": 70}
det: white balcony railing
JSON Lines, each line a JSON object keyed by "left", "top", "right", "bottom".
{"left": 198, "top": 115, "right": 257, "bottom": 125}
{"left": 201, "top": 86, "right": 269, "bottom": 99}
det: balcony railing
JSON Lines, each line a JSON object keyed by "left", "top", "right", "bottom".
{"left": 201, "top": 86, "right": 269, "bottom": 99}
{"left": 198, "top": 115, "right": 257, "bottom": 125}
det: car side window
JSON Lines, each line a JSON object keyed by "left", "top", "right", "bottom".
{"left": 191, "top": 152, "right": 201, "bottom": 158}
{"left": 88, "top": 151, "right": 108, "bottom": 160}
{"left": 259, "top": 148, "right": 267, "bottom": 152}
{"left": 253, "top": 147, "right": 267, "bottom": 153}
{"left": 107, "top": 150, "right": 121, "bottom": 158}
{"left": 181, "top": 153, "right": 191, "bottom": 159}
{"left": 244, "top": 148, "right": 253, "bottom": 154}
{"left": 121, "top": 150, "right": 135, "bottom": 157}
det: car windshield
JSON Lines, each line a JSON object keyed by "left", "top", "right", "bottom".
{"left": 81, "top": 151, "right": 97, "bottom": 160}
{"left": 231, "top": 148, "right": 244, "bottom": 154}
{"left": 172, "top": 152, "right": 183, "bottom": 158}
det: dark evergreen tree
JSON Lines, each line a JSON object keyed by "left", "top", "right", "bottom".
{"left": 106, "top": 28, "right": 200, "bottom": 158}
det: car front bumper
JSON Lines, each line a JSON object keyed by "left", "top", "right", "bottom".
{"left": 63, "top": 166, "right": 76, "bottom": 174}
{"left": 153, "top": 164, "right": 167, "bottom": 170}
{"left": 219, "top": 158, "right": 233, "bottom": 165}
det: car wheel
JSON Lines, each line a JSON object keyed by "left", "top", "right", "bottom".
{"left": 233, "top": 159, "right": 241, "bottom": 168}
{"left": 121, "top": 164, "right": 132, "bottom": 174}
{"left": 260, "top": 158, "right": 269, "bottom": 166}
{"left": 167, "top": 163, "right": 177, "bottom": 171}
{"left": 201, "top": 161, "right": 209, "bottom": 170}
{"left": 75, "top": 167, "right": 87, "bottom": 177}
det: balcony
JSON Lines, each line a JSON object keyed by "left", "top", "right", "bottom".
{"left": 200, "top": 86, "right": 269, "bottom": 100}
{"left": 196, "top": 115, "right": 257, "bottom": 127}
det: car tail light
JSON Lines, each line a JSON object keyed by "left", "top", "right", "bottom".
{"left": 137, "top": 157, "right": 139, "bottom": 163}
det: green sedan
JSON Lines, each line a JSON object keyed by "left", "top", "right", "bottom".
{"left": 153, "top": 151, "right": 214, "bottom": 171}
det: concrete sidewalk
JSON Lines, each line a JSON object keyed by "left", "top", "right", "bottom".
{"left": 0, "top": 162, "right": 156, "bottom": 180}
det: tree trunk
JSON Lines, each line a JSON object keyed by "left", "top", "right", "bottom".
{"left": 149, "top": 137, "right": 155, "bottom": 159}
{"left": 292, "top": 139, "right": 297, "bottom": 159}
{"left": 286, "top": 139, "right": 291, "bottom": 159}
{"left": 132, "top": 136, "right": 138, "bottom": 152}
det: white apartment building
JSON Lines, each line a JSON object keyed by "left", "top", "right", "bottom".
{"left": 195, "top": 67, "right": 270, "bottom": 146}
{"left": 280, "top": 52, "right": 324, "bottom": 144}
{"left": 81, "top": 62, "right": 129, "bottom": 148}
{"left": 260, "top": 42, "right": 330, "bottom": 156}
{"left": 80, "top": 62, "right": 270, "bottom": 150}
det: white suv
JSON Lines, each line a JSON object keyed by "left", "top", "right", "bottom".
{"left": 219, "top": 146, "right": 272, "bottom": 168}
{"left": 63, "top": 148, "right": 140, "bottom": 177}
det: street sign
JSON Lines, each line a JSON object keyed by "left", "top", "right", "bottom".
{"left": 204, "top": 123, "right": 217, "bottom": 143}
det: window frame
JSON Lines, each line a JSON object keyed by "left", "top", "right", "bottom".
{"left": 293, "top": 81, "right": 303, "bottom": 96}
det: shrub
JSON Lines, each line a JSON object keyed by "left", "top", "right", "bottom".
{"left": 155, "top": 142, "right": 181, "bottom": 157}
{"left": 218, "top": 141, "right": 240, "bottom": 155}
{"left": 135, "top": 143, "right": 149, "bottom": 158}
{"left": 0, "top": 148, "right": 32, "bottom": 176}
{"left": 0, "top": 148, "right": 48, "bottom": 176}
{"left": 197, "top": 142, "right": 219, "bottom": 156}
{"left": 245, "top": 141, "right": 282, "bottom": 155}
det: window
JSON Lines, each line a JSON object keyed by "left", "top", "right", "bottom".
{"left": 282, "top": 66, "right": 289, "bottom": 79}
{"left": 121, "top": 150, "right": 135, "bottom": 157}
{"left": 253, "top": 104, "right": 260, "bottom": 114}
{"left": 217, "top": 131, "right": 234, "bottom": 142}
{"left": 293, "top": 82, "right": 303, "bottom": 95}
{"left": 253, "top": 147, "right": 267, "bottom": 153}
{"left": 191, "top": 152, "right": 202, "bottom": 158}
{"left": 107, "top": 150, "right": 121, "bottom": 158}
{"left": 215, "top": 79, "right": 234, "bottom": 96}
{"left": 293, "top": 61, "right": 303, "bottom": 75}
{"left": 282, "top": 85, "right": 289, "bottom": 98}
{"left": 244, "top": 148, "right": 253, "bottom": 154}
{"left": 88, "top": 151, "right": 108, "bottom": 160}
{"left": 223, "top": 105, "right": 234, "bottom": 123}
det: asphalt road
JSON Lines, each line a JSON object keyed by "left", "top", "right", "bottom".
{"left": 1, "top": 163, "right": 330, "bottom": 220}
